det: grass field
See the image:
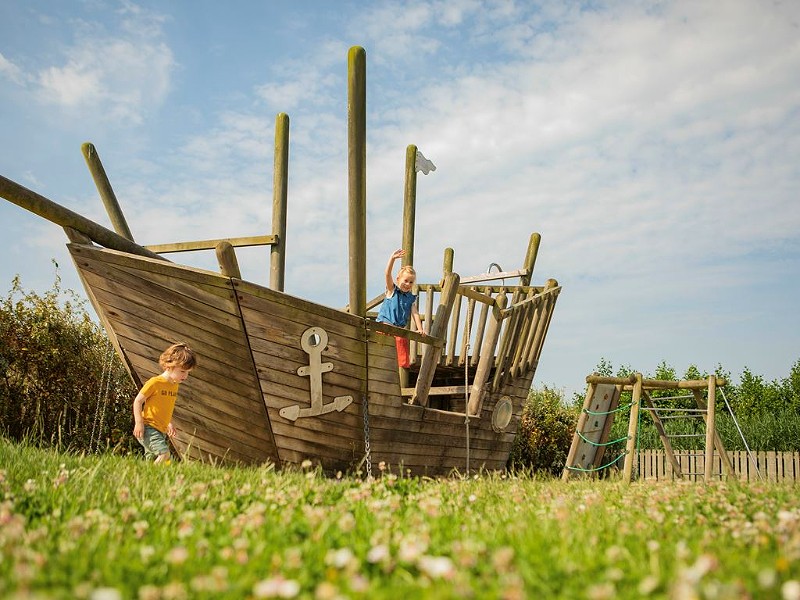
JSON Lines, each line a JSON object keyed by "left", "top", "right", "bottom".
{"left": 1, "top": 438, "right": 799, "bottom": 599}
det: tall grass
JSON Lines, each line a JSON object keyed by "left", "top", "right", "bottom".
{"left": 2, "top": 437, "right": 799, "bottom": 599}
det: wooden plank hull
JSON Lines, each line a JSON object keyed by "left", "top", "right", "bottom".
{"left": 70, "top": 243, "right": 555, "bottom": 476}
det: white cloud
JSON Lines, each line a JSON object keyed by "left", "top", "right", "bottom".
{"left": 33, "top": 5, "right": 175, "bottom": 124}
{"left": 0, "top": 52, "right": 24, "bottom": 85}
{"left": 3, "top": 0, "right": 798, "bottom": 395}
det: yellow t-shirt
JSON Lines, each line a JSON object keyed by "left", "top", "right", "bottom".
{"left": 140, "top": 374, "right": 180, "bottom": 433}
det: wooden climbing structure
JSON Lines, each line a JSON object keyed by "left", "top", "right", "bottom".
{"left": 563, "top": 373, "right": 733, "bottom": 483}
{"left": 0, "top": 46, "right": 561, "bottom": 476}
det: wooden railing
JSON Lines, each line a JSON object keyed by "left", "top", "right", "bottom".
{"left": 372, "top": 276, "right": 561, "bottom": 411}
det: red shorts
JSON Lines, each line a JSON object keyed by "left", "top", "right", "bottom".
{"left": 394, "top": 336, "right": 410, "bottom": 369}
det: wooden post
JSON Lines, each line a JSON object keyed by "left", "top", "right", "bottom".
{"left": 704, "top": 375, "right": 717, "bottom": 482}
{"left": 81, "top": 142, "right": 134, "bottom": 241}
{"left": 0, "top": 174, "right": 164, "bottom": 260}
{"left": 402, "top": 144, "right": 417, "bottom": 267}
{"left": 216, "top": 241, "right": 241, "bottom": 279}
{"left": 348, "top": 46, "right": 367, "bottom": 317}
{"left": 693, "top": 389, "right": 734, "bottom": 479}
{"left": 642, "top": 390, "right": 684, "bottom": 477}
{"left": 398, "top": 148, "right": 418, "bottom": 389}
{"left": 442, "top": 247, "right": 454, "bottom": 278}
{"left": 623, "top": 373, "right": 643, "bottom": 483}
{"left": 529, "top": 279, "right": 559, "bottom": 368}
{"left": 467, "top": 293, "right": 506, "bottom": 416}
{"left": 470, "top": 289, "right": 490, "bottom": 368}
{"left": 519, "top": 232, "right": 540, "bottom": 286}
{"left": 412, "top": 272, "right": 460, "bottom": 407}
{"left": 270, "top": 113, "right": 289, "bottom": 291}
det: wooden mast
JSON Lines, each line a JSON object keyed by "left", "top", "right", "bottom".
{"left": 270, "top": 113, "right": 289, "bottom": 291}
{"left": 402, "top": 144, "right": 417, "bottom": 267}
{"left": 348, "top": 46, "right": 367, "bottom": 317}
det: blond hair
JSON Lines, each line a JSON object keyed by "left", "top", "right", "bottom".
{"left": 159, "top": 342, "right": 197, "bottom": 370}
{"left": 397, "top": 265, "right": 416, "bottom": 279}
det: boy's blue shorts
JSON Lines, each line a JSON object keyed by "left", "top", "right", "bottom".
{"left": 138, "top": 425, "right": 171, "bottom": 461}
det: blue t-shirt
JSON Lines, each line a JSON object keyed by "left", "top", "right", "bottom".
{"left": 376, "top": 285, "right": 416, "bottom": 327}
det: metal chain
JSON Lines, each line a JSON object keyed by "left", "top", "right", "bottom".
{"left": 362, "top": 321, "right": 372, "bottom": 480}
{"left": 90, "top": 342, "right": 114, "bottom": 453}
{"left": 96, "top": 344, "right": 114, "bottom": 453}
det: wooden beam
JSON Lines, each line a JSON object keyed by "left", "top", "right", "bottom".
{"left": 401, "top": 385, "right": 470, "bottom": 397}
{"left": 586, "top": 374, "right": 727, "bottom": 390}
{"left": 347, "top": 46, "right": 367, "bottom": 317}
{"left": 215, "top": 241, "right": 241, "bottom": 279}
{"left": 642, "top": 390, "right": 684, "bottom": 477}
{"left": 0, "top": 174, "right": 164, "bottom": 261}
{"left": 81, "top": 142, "right": 134, "bottom": 241}
{"left": 270, "top": 112, "right": 290, "bottom": 291}
{"left": 704, "top": 375, "right": 717, "bottom": 482}
{"left": 467, "top": 293, "right": 507, "bottom": 416}
{"left": 412, "top": 272, "right": 460, "bottom": 407}
{"left": 146, "top": 235, "right": 276, "bottom": 254}
{"left": 460, "top": 268, "right": 528, "bottom": 284}
{"left": 402, "top": 144, "right": 417, "bottom": 267}
{"left": 519, "top": 232, "right": 540, "bottom": 286}
{"left": 623, "top": 373, "right": 643, "bottom": 484}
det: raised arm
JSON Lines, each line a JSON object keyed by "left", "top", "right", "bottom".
{"left": 384, "top": 249, "right": 405, "bottom": 294}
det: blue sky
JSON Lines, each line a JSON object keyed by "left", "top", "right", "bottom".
{"left": 1, "top": 0, "right": 798, "bottom": 398}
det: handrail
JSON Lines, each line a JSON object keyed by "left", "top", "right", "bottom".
{"left": 459, "top": 268, "right": 528, "bottom": 284}
{"left": 499, "top": 284, "right": 560, "bottom": 319}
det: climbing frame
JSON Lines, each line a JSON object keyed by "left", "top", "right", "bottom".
{"left": 562, "top": 373, "right": 733, "bottom": 483}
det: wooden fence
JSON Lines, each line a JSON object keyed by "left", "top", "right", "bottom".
{"left": 635, "top": 450, "right": 800, "bottom": 483}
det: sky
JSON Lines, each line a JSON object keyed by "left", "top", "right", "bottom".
{"left": 1, "top": 0, "right": 798, "bottom": 399}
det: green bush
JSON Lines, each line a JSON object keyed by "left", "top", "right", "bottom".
{"left": 507, "top": 386, "right": 579, "bottom": 476}
{"left": 0, "top": 270, "right": 137, "bottom": 453}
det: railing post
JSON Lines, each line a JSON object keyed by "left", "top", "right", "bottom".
{"left": 467, "top": 293, "right": 507, "bottom": 416}
{"left": 412, "top": 273, "right": 460, "bottom": 407}
{"left": 519, "top": 232, "right": 540, "bottom": 286}
{"left": 216, "top": 241, "right": 241, "bottom": 279}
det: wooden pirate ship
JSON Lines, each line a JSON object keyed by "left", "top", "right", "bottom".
{"left": 0, "top": 47, "right": 561, "bottom": 476}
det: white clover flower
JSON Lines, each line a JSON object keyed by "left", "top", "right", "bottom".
{"left": 417, "top": 555, "right": 455, "bottom": 580}
{"left": 253, "top": 577, "right": 300, "bottom": 598}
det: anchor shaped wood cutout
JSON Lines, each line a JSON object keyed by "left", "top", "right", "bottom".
{"left": 279, "top": 327, "right": 354, "bottom": 422}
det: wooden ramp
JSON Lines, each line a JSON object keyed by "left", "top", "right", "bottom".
{"left": 562, "top": 383, "right": 622, "bottom": 477}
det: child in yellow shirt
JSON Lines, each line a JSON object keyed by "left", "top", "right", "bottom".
{"left": 132, "top": 342, "right": 197, "bottom": 463}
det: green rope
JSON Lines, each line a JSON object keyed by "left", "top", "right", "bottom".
{"left": 583, "top": 401, "right": 634, "bottom": 416}
{"left": 565, "top": 452, "right": 626, "bottom": 472}
{"left": 577, "top": 430, "right": 629, "bottom": 447}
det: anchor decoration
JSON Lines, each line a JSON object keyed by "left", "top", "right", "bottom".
{"left": 279, "top": 327, "right": 354, "bottom": 422}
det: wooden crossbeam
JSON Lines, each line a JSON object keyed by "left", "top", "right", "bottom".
{"left": 146, "top": 234, "right": 277, "bottom": 254}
